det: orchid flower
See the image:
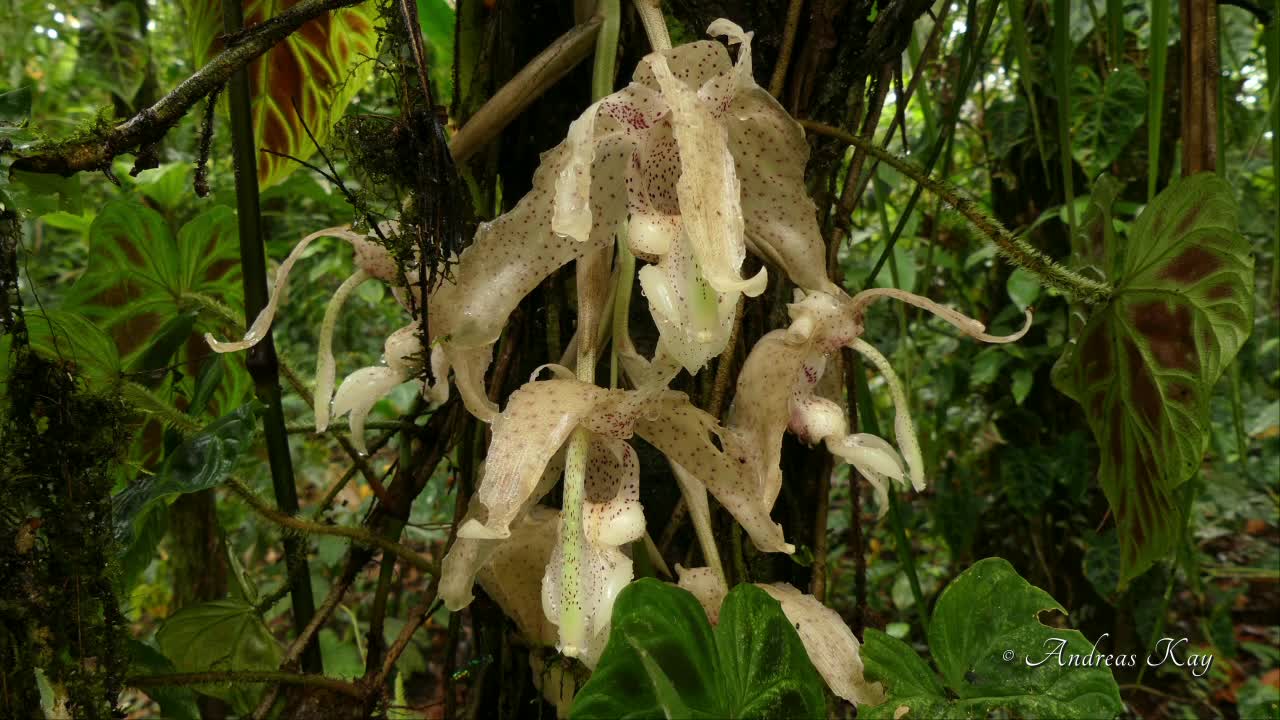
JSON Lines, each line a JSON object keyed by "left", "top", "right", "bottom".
{"left": 728, "top": 287, "right": 1032, "bottom": 515}
{"left": 203, "top": 223, "right": 447, "bottom": 452}
{"left": 428, "top": 19, "right": 860, "bottom": 420}
{"left": 440, "top": 369, "right": 789, "bottom": 663}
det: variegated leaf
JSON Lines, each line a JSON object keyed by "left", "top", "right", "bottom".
{"left": 183, "top": 0, "right": 378, "bottom": 188}
{"left": 1053, "top": 173, "right": 1254, "bottom": 583}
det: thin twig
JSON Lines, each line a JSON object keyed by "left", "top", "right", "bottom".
{"left": 129, "top": 671, "right": 362, "bottom": 698}
{"left": 11, "top": 0, "right": 367, "bottom": 176}
{"left": 801, "top": 120, "right": 1113, "bottom": 304}
{"left": 769, "top": 0, "right": 806, "bottom": 97}
{"left": 224, "top": 478, "right": 436, "bottom": 576}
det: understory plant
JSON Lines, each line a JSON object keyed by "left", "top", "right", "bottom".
{"left": 205, "top": 16, "right": 1081, "bottom": 713}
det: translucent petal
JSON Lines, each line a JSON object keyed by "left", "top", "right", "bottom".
{"left": 473, "top": 505, "right": 562, "bottom": 646}
{"left": 637, "top": 233, "right": 738, "bottom": 373}
{"left": 728, "top": 87, "right": 840, "bottom": 295}
{"left": 757, "top": 583, "right": 886, "bottom": 707}
{"left": 542, "top": 514, "right": 633, "bottom": 667}
{"left": 649, "top": 54, "right": 767, "bottom": 298}
{"left": 315, "top": 269, "right": 371, "bottom": 432}
{"left": 851, "top": 339, "right": 924, "bottom": 491}
{"left": 635, "top": 392, "right": 792, "bottom": 554}
{"left": 634, "top": 40, "right": 732, "bottom": 94}
{"left": 441, "top": 455, "right": 564, "bottom": 612}
{"left": 205, "top": 226, "right": 354, "bottom": 353}
{"left": 583, "top": 438, "right": 645, "bottom": 548}
{"left": 330, "top": 365, "right": 411, "bottom": 455}
{"left": 725, "top": 330, "right": 809, "bottom": 508}
{"left": 676, "top": 564, "right": 728, "bottom": 625}
{"left": 461, "top": 379, "right": 614, "bottom": 540}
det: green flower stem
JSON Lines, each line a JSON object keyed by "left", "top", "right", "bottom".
{"left": 851, "top": 354, "right": 929, "bottom": 635}
{"left": 560, "top": 0, "right": 623, "bottom": 658}
{"left": 800, "top": 120, "right": 1114, "bottom": 305}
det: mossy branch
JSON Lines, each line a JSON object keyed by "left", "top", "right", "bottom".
{"left": 224, "top": 478, "right": 436, "bottom": 577}
{"left": 10, "top": 0, "right": 367, "bottom": 176}
{"left": 129, "top": 671, "right": 363, "bottom": 698}
{"left": 800, "top": 120, "right": 1114, "bottom": 305}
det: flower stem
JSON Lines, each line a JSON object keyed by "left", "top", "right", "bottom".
{"left": 559, "top": 0, "right": 624, "bottom": 658}
{"left": 800, "top": 120, "right": 1114, "bottom": 305}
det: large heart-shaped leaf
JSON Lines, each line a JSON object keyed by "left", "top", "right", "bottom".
{"left": 1053, "top": 173, "right": 1254, "bottom": 583}
{"left": 862, "top": 558, "right": 1124, "bottom": 719}
{"left": 181, "top": 0, "right": 378, "bottom": 188}
{"left": 23, "top": 309, "right": 122, "bottom": 385}
{"left": 156, "top": 599, "right": 283, "bottom": 714}
{"left": 63, "top": 200, "right": 241, "bottom": 359}
{"left": 1070, "top": 65, "right": 1147, "bottom": 179}
{"left": 571, "top": 579, "right": 827, "bottom": 719}
{"left": 75, "top": 2, "right": 148, "bottom": 103}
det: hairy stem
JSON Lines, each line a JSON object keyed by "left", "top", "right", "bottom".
{"left": 800, "top": 120, "right": 1113, "bottom": 304}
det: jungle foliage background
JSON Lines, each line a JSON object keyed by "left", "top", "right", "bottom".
{"left": 0, "top": 0, "right": 1277, "bottom": 717}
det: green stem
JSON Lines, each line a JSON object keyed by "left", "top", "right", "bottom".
{"left": 559, "top": 0, "right": 623, "bottom": 658}
{"left": 1053, "top": 0, "right": 1077, "bottom": 231}
{"left": 801, "top": 120, "right": 1113, "bottom": 304}
{"left": 852, "top": 359, "right": 929, "bottom": 635}
{"left": 223, "top": 0, "right": 320, "bottom": 675}
{"left": 1148, "top": 0, "right": 1171, "bottom": 200}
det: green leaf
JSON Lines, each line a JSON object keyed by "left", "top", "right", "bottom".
{"left": 131, "top": 162, "right": 196, "bottom": 212}
{"left": 1071, "top": 174, "right": 1123, "bottom": 276}
{"left": 862, "top": 558, "right": 1124, "bottom": 719}
{"left": 113, "top": 403, "right": 258, "bottom": 550}
{"left": 63, "top": 200, "right": 241, "bottom": 360}
{"left": 1070, "top": 65, "right": 1147, "bottom": 180}
{"left": 180, "top": 0, "right": 379, "bottom": 188}
{"left": 987, "top": 97, "right": 1030, "bottom": 159}
{"left": 75, "top": 3, "right": 147, "bottom": 102}
{"left": 127, "top": 639, "right": 201, "bottom": 720}
{"left": 26, "top": 309, "right": 122, "bottom": 384}
{"left": 1011, "top": 367, "right": 1034, "bottom": 405}
{"left": 1006, "top": 268, "right": 1042, "bottom": 312}
{"left": 1053, "top": 174, "right": 1255, "bottom": 583}
{"left": 156, "top": 599, "right": 283, "bottom": 714}
{"left": 418, "top": 0, "right": 456, "bottom": 107}
{"left": 572, "top": 580, "right": 827, "bottom": 719}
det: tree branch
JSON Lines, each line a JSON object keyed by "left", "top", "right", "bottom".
{"left": 8, "top": 0, "right": 365, "bottom": 176}
{"left": 129, "top": 671, "right": 363, "bottom": 698}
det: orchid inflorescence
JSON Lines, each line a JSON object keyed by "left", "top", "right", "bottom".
{"left": 207, "top": 18, "right": 1030, "bottom": 712}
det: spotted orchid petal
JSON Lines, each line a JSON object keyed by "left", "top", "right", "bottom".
{"left": 542, "top": 437, "right": 643, "bottom": 665}
{"left": 827, "top": 433, "right": 909, "bottom": 516}
{"left": 441, "top": 453, "right": 565, "bottom": 612}
{"left": 634, "top": 392, "right": 793, "bottom": 554}
{"left": 757, "top": 583, "right": 886, "bottom": 708}
{"left": 315, "top": 269, "right": 372, "bottom": 432}
{"left": 648, "top": 54, "right": 767, "bottom": 299}
{"left": 205, "top": 226, "right": 395, "bottom": 353}
{"left": 430, "top": 86, "right": 666, "bottom": 420}
{"left": 458, "top": 379, "right": 618, "bottom": 541}
{"left": 675, "top": 564, "right": 728, "bottom": 624}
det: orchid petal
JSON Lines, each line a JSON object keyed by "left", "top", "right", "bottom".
{"left": 473, "top": 505, "right": 562, "bottom": 646}
{"left": 638, "top": 233, "right": 738, "bottom": 373}
{"left": 650, "top": 54, "right": 767, "bottom": 298}
{"left": 851, "top": 338, "right": 925, "bottom": 492}
{"left": 331, "top": 365, "right": 412, "bottom": 455}
{"left": 757, "top": 583, "right": 886, "bottom": 708}
{"left": 441, "top": 455, "right": 565, "bottom": 612}
{"left": 315, "top": 269, "right": 371, "bottom": 432}
{"left": 634, "top": 40, "right": 732, "bottom": 94}
{"left": 205, "top": 226, "right": 353, "bottom": 353}
{"left": 728, "top": 85, "right": 840, "bottom": 295}
{"left": 849, "top": 287, "right": 1034, "bottom": 343}
{"left": 542, "top": 436, "right": 642, "bottom": 665}
{"left": 461, "top": 379, "right": 615, "bottom": 540}
{"left": 676, "top": 564, "right": 728, "bottom": 624}
{"left": 635, "top": 392, "right": 792, "bottom": 554}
